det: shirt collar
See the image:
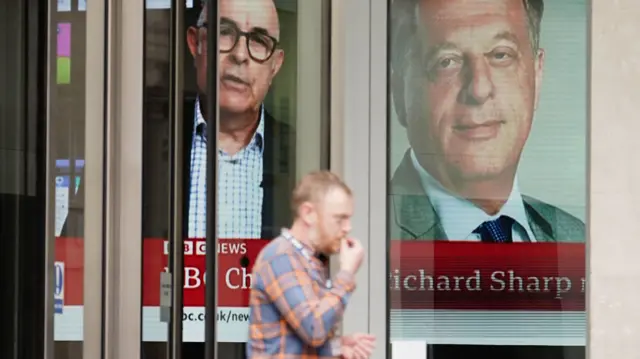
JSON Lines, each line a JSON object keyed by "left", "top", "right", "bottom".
{"left": 281, "top": 228, "right": 318, "bottom": 258}
{"left": 193, "top": 97, "right": 265, "bottom": 155}
{"left": 409, "top": 149, "right": 535, "bottom": 241}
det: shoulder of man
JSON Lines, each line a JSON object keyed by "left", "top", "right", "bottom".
{"left": 253, "top": 236, "right": 298, "bottom": 271}
{"left": 522, "top": 195, "right": 585, "bottom": 242}
{"left": 387, "top": 150, "right": 444, "bottom": 240}
{"left": 263, "top": 110, "right": 292, "bottom": 136}
{"left": 261, "top": 109, "right": 296, "bottom": 192}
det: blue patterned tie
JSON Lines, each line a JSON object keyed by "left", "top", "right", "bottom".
{"left": 474, "top": 215, "right": 514, "bottom": 243}
{"left": 196, "top": 122, "right": 207, "bottom": 141}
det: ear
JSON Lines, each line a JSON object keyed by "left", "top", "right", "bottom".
{"left": 299, "top": 201, "right": 316, "bottom": 225}
{"left": 391, "top": 67, "right": 408, "bottom": 127}
{"left": 270, "top": 49, "right": 284, "bottom": 80}
{"left": 186, "top": 26, "right": 199, "bottom": 59}
{"left": 533, "top": 48, "right": 545, "bottom": 110}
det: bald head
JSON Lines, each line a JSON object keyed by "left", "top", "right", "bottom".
{"left": 198, "top": 0, "right": 280, "bottom": 39}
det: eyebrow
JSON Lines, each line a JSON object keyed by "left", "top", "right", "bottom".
{"left": 427, "top": 41, "right": 458, "bottom": 55}
{"left": 422, "top": 31, "right": 522, "bottom": 61}
{"left": 219, "top": 16, "right": 273, "bottom": 38}
{"left": 493, "top": 31, "right": 521, "bottom": 46}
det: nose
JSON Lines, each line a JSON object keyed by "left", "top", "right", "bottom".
{"left": 343, "top": 219, "right": 352, "bottom": 234}
{"left": 461, "top": 58, "right": 494, "bottom": 105}
{"left": 229, "top": 35, "right": 250, "bottom": 63}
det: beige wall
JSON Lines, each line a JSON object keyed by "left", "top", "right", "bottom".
{"left": 589, "top": 0, "right": 640, "bottom": 357}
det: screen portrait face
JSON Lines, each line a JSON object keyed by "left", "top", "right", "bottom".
{"left": 401, "top": 0, "right": 544, "bottom": 188}
{"left": 188, "top": 0, "right": 284, "bottom": 116}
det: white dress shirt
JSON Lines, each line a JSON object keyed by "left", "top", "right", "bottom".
{"left": 410, "top": 150, "right": 536, "bottom": 242}
{"left": 187, "top": 98, "right": 265, "bottom": 239}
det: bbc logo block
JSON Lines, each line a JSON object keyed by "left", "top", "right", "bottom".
{"left": 163, "top": 240, "right": 206, "bottom": 255}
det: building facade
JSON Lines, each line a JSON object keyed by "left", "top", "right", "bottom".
{"left": 1, "top": 0, "right": 638, "bottom": 358}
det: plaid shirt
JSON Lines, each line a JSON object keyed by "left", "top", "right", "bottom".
{"left": 247, "top": 231, "right": 356, "bottom": 358}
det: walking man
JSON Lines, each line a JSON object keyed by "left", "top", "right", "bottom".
{"left": 247, "top": 171, "right": 376, "bottom": 358}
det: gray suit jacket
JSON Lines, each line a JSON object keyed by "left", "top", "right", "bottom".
{"left": 389, "top": 150, "right": 585, "bottom": 242}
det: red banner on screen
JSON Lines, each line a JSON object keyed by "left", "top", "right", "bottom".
{"left": 54, "top": 238, "right": 585, "bottom": 311}
{"left": 389, "top": 241, "right": 585, "bottom": 311}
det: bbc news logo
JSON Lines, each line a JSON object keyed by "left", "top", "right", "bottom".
{"left": 164, "top": 240, "right": 206, "bottom": 255}
{"left": 54, "top": 262, "right": 65, "bottom": 314}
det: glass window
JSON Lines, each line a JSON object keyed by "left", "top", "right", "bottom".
{"left": 141, "top": 0, "right": 329, "bottom": 357}
{"left": 51, "top": 1, "right": 89, "bottom": 358}
{"left": 387, "top": 0, "right": 587, "bottom": 358}
{"left": 141, "top": 2, "right": 172, "bottom": 357}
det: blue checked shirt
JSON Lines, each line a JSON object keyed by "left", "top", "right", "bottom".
{"left": 187, "top": 98, "right": 265, "bottom": 239}
{"left": 247, "top": 231, "right": 356, "bottom": 358}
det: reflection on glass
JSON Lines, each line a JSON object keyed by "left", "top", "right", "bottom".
{"left": 52, "top": 4, "right": 88, "bottom": 359}
{"left": 387, "top": 0, "right": 586, "bottom": 358}
{"left": 142, "top": 0, "right": 327, "bottom": 357}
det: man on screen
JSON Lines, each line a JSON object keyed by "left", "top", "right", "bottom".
{"left": 389, "top": 0, "right": 585, "bottom": 242}
{"left": 59, "top": 0, "right": 294, "bottom": 241}
{"left": 184, "top": 0, "right": 294, "bottom": 240}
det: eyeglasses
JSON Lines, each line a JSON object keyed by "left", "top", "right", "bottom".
{"left": 200, "top": 21, "right": 279, "bottom": 63}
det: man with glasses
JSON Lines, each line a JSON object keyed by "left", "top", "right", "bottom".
{"left": 184, "top": 0, "right": 293, "bottom": 241}
{"left": 181, "top": 1, "right": 293, "bottom": 358}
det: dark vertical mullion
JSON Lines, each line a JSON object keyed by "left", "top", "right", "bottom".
{"left": 16, "top": 0, "right": 48, "bottom": 357}
{"left": 204, "top": 0, "right": 219, "bottom": 357}
{"left": 385, "top": 0, "right": 392, "bottom": 357}
{"left": 168, "top": 0, "right": 185, "bottom": 357}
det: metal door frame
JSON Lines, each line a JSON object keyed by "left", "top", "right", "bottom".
{"left": 98, "top": 0, "right": 221, "bottom": 357}
{"left": 42, "top": 0, "right": 111, "bottom": 357}
{"left": 100, "top": 0, "right": 219, "bottom": 357}
{"left": 329, "top": 0, "right": 387, "bottom": 358}
{"left": 100, "top": 0, "right": 145, "bottom": 357}
{"left": 80, "top": 0, "right": 109, "bottom": 357}
{"left": 204, "top": 1, "right": 220, "bottom": 358}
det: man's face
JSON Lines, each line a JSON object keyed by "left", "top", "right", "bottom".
{"left": 187, "top": 0, "right": 283, "bottom": 115}
{"left": 399, "top": 0, "right": 544, "bottom": 185}
{"left": 311, "top": 188, "right": 353, "bottom": 255}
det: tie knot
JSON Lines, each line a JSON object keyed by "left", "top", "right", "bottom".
{"left": 196, "top": 122, "right": 207, "bottom": 138}
{"left": 474, "top": 215, "right": 515, "bottom": 243}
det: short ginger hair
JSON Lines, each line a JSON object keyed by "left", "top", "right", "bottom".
{"left": 291, "top": 171, "right": 352, "bottom": 217}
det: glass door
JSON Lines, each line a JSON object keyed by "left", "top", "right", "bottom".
{"left": 142, "top": 0, "right": 331, "bottom": 357}
{"left": 48, "top": 0, "right": 105, "bottom": 357}
{"left": 141, "top": 0, "right": 194, "bottom": 357}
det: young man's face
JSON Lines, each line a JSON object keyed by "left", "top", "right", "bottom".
{"left": 302, "top": 187, "right": 353, "bottom": 255}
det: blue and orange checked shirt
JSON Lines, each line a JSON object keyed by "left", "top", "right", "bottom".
{"left": 247, "top": 230, "right": 356, "bottom": 358}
